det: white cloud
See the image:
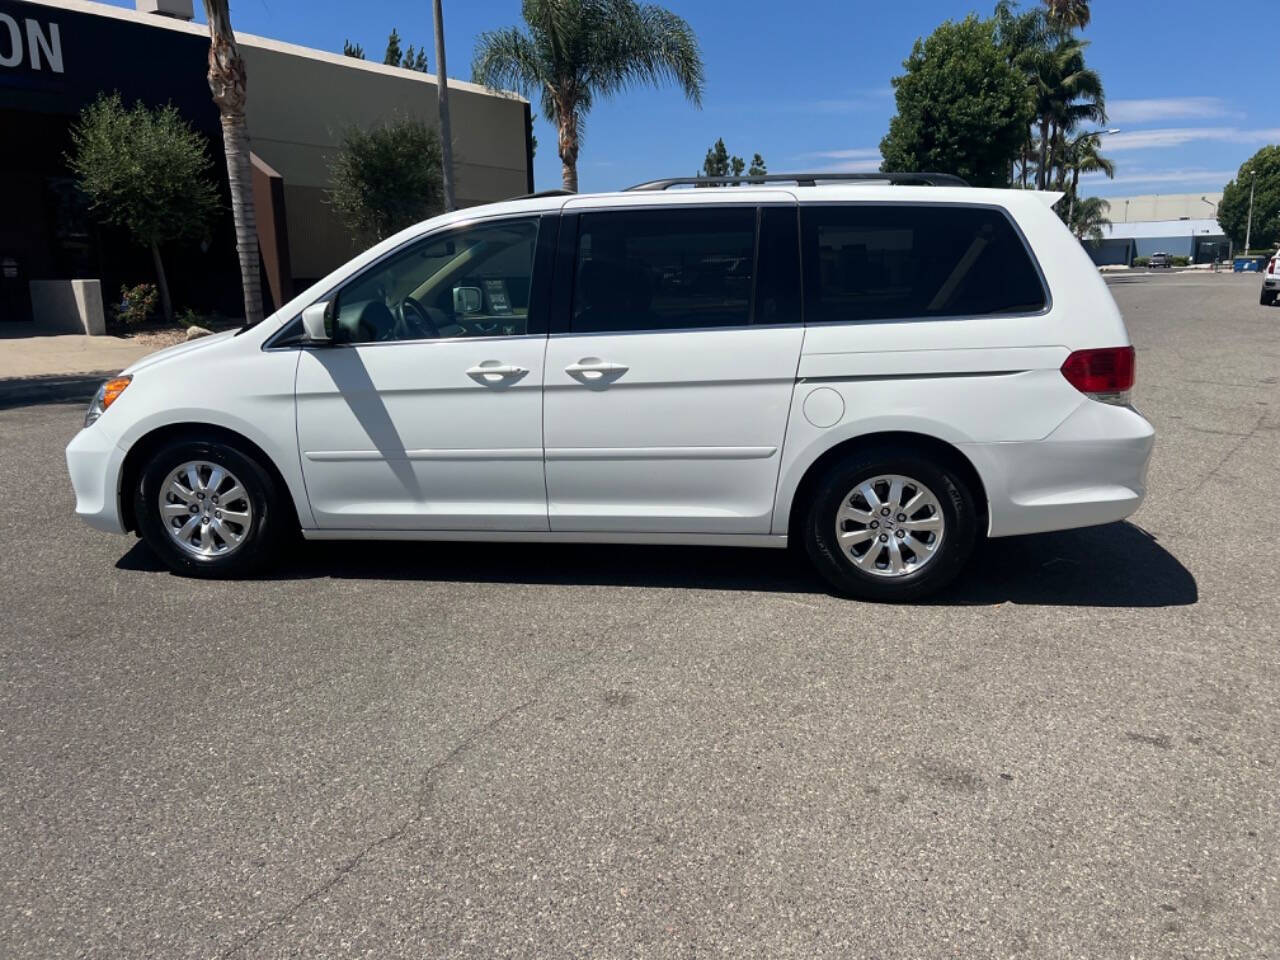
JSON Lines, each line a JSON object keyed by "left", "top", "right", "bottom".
{"left": 807, "top": 148, "right": 883, "bottom": 161}
{"left": 1107, "top": 97, "right": 1242, "bottom": 125}
{"left": 1080, "top": 168, "right": 1236, "bottom": 193}
{"left": 797, "top": 88, "right": 894, "bottom": 114}
{"left": 793, "top": 147, "right": 883, "bottom": 173}
{"left": 1105, "top": 127, "right": 1280, "bottom": 151}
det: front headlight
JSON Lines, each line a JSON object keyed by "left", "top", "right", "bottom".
{"left": 84, "top": 375, "right": 132, "bottom": 428}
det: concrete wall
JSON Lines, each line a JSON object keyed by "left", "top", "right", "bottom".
{"left": 29, "top": 279, "right": 105, "bottom": 335}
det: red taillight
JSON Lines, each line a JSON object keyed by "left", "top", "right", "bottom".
{"left": 1269, "top": 258, "right": 1277, "bottom": 275}
{"left": 1060, "top": 346, "right": 1135, "bottom": 405}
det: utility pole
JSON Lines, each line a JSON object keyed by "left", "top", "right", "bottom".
{"left": 1244, "top": 170, "right": 1256, "bottom": 253}
{"left": 432, "top": 0, "right": 456, "bottom": 212}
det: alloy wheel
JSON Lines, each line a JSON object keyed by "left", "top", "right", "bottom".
{"left": 158, "top": 460, "right": 253, "bottom": 559}
{"left": 834, "top": 474, "right": 946, "bottom": 578}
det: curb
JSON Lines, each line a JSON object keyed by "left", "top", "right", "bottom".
{"left": 0, "top": 372, "right": 110, "bottom": 410}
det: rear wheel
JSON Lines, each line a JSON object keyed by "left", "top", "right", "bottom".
{"left": 135, "top": 437, "right": 285, "bottom": 578}
{"left": 1261, "top": 289, "right": 1276, "bottom": 306}
{"left": 803, "top": 446, "right": 978, "bottom": 601}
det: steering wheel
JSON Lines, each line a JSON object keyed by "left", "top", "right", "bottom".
{"left": 400, "top": 295, "right": 441, "bottom": 339}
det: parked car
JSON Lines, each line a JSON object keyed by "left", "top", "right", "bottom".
{"left": 1147, "top": 252, "right": 1171, "bottom": 268}
{"left": 1262, "top": 252, "right": 1278, "bottom": 306}
{"left": 66, "top": 173, "right": 1154, "bottom": 601}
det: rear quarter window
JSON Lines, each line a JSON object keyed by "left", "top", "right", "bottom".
{"left": 800, "top": 204, "right": 1047, "bottom": 323}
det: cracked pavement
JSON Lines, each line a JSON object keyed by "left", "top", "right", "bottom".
{"left": 1, "top": 272, "right": 1278, "bottom": 958}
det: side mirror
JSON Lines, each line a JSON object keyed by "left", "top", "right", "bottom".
{"left": 301, "top": 300, "right": 332, "bottom": 342}
{"left": 452, "top": 286, "right": 483, "bottom": 315}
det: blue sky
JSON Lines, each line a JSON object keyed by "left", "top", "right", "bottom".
{"left": 104, "top": 0, "right": 1278, "bottom": 197}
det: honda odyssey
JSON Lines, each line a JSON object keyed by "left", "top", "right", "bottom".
{"left": 66, "top": 173, "right": 1154, "bottom": 601}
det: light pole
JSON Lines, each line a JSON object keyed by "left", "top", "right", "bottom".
{"left": 1244, "top": 170, "right": 1256, "bottom": 254}
{"left": 432, "top": 0, "right": 456, "bottom": 212}
{"left": 1201, "top": 196, "right": 1220, "bottom": 269}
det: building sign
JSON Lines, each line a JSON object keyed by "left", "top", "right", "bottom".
{"left": 0, "top": 0, "right": 217, "bottom": 132}
{"left": 0, "top": 11, "right": 63, "bottom": 74}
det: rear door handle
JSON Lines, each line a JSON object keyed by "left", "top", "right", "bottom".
{"left": 565, "top": 358, "right": 629, "bottom": 380}
{"left": 466, "top": 361, "right": 528, "bottom": 383}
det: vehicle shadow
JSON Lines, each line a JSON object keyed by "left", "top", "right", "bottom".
{"left": 117, "top": 519, "right": 1196, "bottom": 607}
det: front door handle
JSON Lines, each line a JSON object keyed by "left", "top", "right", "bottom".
{"left": 565, "top": 357, "right": 629, "bottom": 381}
{"left": 466, "top": 361, "right": 528, "bottom": 384}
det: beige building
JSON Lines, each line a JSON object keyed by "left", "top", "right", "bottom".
{"left": 1103, "top": 192, "right": 1224, "bottom": 224}
{"left": 1, "top": 0, "right": 532, "bottom": 320}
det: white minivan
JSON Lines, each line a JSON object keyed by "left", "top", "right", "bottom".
{"left": 66, "top": 173, "right": 1154, "bottom": 601}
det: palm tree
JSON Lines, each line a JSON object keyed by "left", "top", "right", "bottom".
{"left": 1069, "top": 195, "right": 1110, "bottom": 243}
{"left": 201, "top": 0, "right": 263, "bottom": 325}
{"left": 1045, "top": 0, "right": 1090, "bottom": 30}
{"left": 1030, "top": 34, "right": 1105, "bottom": 190}
{"left": 472, "top": 0, "right": 704, "bottom": 191}
{"left": 1061, "top": 129, "right": 1114, "bottom": 221}
{"left": 994, "top": 1, "right": 1048, "bottom": 187}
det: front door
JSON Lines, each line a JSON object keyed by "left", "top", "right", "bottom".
{"left": 295, "top": 215, "right": 553, "bottom": 531}
{"left": 543, "top": 201, "right": 804, "bottom": 534}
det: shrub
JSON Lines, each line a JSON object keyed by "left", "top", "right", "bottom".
{"left": 328, "top": 117, "right": 444, "bottom": 243}
{"left": 115, "top": 282, "right": 159, "bottom": 326}
{"left": 1133, "top": 256, "right": 1150, "bottom": 267}
{"left": 1171, "top": 255, "right": 1190, "bottom": 267}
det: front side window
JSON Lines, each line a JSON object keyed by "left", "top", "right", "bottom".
{"left": 333, "top": 218, "right": 540, "bottom": 343}
{"left": 571, "top": 207, "right": 757, "bottom": 333}
{"left": 801, "top": 204, "right": 1046, "bottom": 324}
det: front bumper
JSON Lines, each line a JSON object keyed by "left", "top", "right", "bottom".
{"left": 66, "top": 424, "right": 128, "bottom": 534}
{"left": 962, "top": 400, "right": 1155, "bottom": 538}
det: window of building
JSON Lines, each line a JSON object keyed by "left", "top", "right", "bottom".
{"left": 800, "top": 204, "right": 1046, "bottom": 324}
{"left": 571, "top": 207, "right": 757, "bottom": 333}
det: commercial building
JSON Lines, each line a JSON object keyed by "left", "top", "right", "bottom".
{"left": 0, "top": 0, "right": 532, "bottom": 323}
{"left": 1083, "top": 193, "right": 1230, "bottom": 266}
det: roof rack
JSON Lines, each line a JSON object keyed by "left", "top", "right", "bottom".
{"left": 513, "top": 188, "right": 577, "bottom": 199}
{"left": 624, "top": 172, "right": 971, "bottom": 191}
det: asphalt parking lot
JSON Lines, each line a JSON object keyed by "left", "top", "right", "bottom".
{"left": 2, "top": 272, "right": 1277, "bottom": 958}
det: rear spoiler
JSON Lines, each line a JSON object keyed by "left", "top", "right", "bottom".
{"left": 1033, "top": 191, "right": 1065, "bottom": 208}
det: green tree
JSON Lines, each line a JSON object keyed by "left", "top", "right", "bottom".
{"left": 879, "top": 14, "right": 1033, "bottom": 187}
{"left": 473, "top": 0, "right": 704, "bottom": 192}
{"left": 1218, "top": 146, "right": 1280, "bottom": 251}
{"left": 698, "top": 138, "right": 765, "bottom": 184}
{"left": 402, "top": 44, "right": 429, "bottom": 72}
{"left": 343, "top": 39, "right": 365, "bottom": 59}
{"left": 67, "top": 93, "right": 218, "bottom": 323}
{"left": 384, "top": 28, "right": 403, "bottom": 66}
{"left": 328, "top": 117, "right": 444, "bottom": 243}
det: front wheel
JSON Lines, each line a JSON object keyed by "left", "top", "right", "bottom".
{"left": 135, "top": 437, "right": 285, "bottom": 578}
{"left": 803, "top": 447, "right": 979, "bottom": 602}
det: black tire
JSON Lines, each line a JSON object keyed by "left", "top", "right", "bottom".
{"left": 1261, "top": 289, "right": 1276, "bottom": 306}
{"left": 134, "top": 436, "right": 285, "bottom": 578}
{"left": 802, "top": 445, "right": 979, "bottom": 602}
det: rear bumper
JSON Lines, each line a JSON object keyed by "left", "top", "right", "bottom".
{"left": 963, "top": 400, "right": 1155, "bottom": 538}
{"left": 66, "top": 424, "right": 128, "bottom": 534}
